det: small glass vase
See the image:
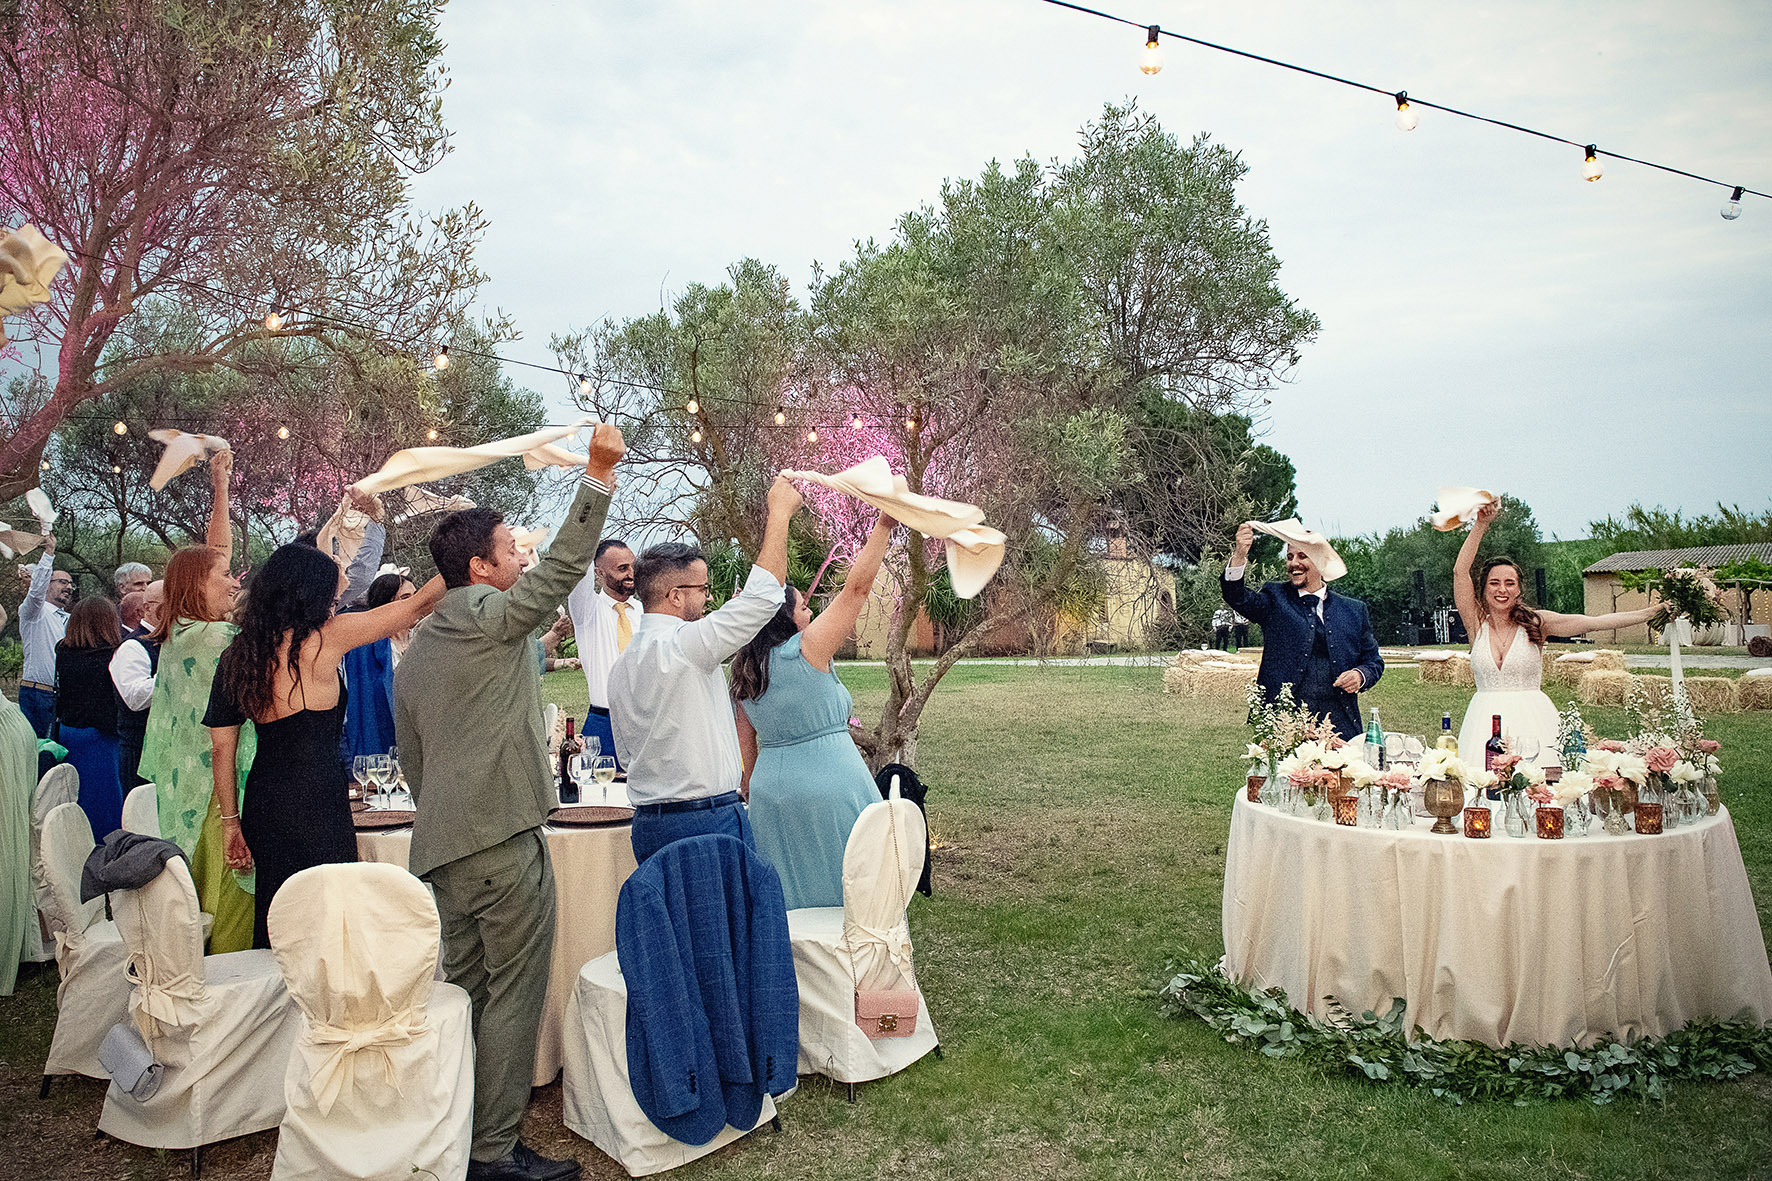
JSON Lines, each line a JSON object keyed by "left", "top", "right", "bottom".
{"left": 1565, "top": 795, "right": 1591, "bottom": 837}
{"left": 1503, "top": 792, "right": 1530, "bottom": 838}
{"left": 1603, "top": 796, "right": 1630, "bottom": 835}
{"left": 1703, "top": 776, "right": 1720, "bottom": 816}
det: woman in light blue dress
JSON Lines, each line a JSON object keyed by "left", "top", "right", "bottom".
{"left": 734, "top": 513, "right": 895, "bottom": 910}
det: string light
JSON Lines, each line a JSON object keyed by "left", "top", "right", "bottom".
{"left": 277, "top": 425, "right": 290, "bottom": 440}
{"left": 263, "top": 309, "right": 283, "bottom": 332}
{"left": 905, "top": 414, "right": 918, "bottom": 431}
{"left": 578, "top": 376, "right": 593, "bottom": 395}
{"left": 111, "top": 463, "right": 122, "bottom": 474}
{"left": 1139, "top": 24, "right": 1163, "bottom": 75}
{"left": 1393, "top": 91, "right": 1418, "bottom": 132}
{"left": 427, "top": 428, "right": 439, "bottom": 440}
{"left": 807, "top": 428, "right": 818, "bottom": 443}
{"left": 112, "top": 420, "right": 127, "bottom": 435}
{"left": 1722, "top": 186, "right": 1745, "bottom": 221}
{"left": 851, "top": 413, "right": 864, "bottom": 430}
{"left": 690, "top": 427, "right": 703, "bottom": 444}
{"left": 774, "top": 407, "right": 786, "bottom": 426}
{"left": 433, "top": 346, "right": 450, "bottom": 370}
{"left": 685, "top": 397, "right": 699, "bottom": 415}
{"left": 1582, "top": 145, "right": 1603, "bottom": 182}
{"left": 40, "top": 458, "right": 50, "bottom": 470}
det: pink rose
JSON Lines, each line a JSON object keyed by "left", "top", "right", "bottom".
{"left": 1528, "top": 785, "right": 1554, "bottom": 804}
{"left": 1493, "top": 754, "right": 1521, "bottom": 775}
{"left": 1644, "top": 746, "right": 1679, "bottom": 774}
{"left": 1598, "top": 740, "right": 1626, "bottom": 753}
{"left": 1697, "top": 740, "right": 1720, "bottom": 753}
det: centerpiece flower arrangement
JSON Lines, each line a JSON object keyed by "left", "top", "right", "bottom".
{"left": 1620, "top": 679, "right": 1723, "bottom": 821}
{"left": 1244, "top": 683, "right": 1336, "bottom": 800}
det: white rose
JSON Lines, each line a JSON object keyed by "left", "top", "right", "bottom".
{"left": 1614, "top": 753, "right": 1649, "bottom": 784}
{"left": 1554, "top": 771, "right": 1595, "bottom": 807}
{"left": 1349, "top": 759, "right": 1381, "bottom": 787}
{"left": 1294, "top": 740, "right": 1326, "bottom": 767}
{"left": 1669, "top": 760, "right": 1701, "bottom": 785}
{"left": 1706, "top": 755, "right": 1722, "bottom": 776}
{"left": 1464, "top": 766, "right": 1497, "bottom": 791}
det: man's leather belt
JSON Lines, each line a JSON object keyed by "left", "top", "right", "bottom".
{"left": 632, "top": 790, "right": 742, "bottom": 815}
{"left": 19, "top": 680, "right": 54, "bottom": 692}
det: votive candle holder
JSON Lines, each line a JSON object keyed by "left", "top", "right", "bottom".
{"left": 1463, "top": 806, "right": 1492, "bottom": 839}
{"left": 1247, "top": 775, "right": 1265, "bottom": 803}
{"left": 1635, "top": 801, "right": 1664, "bottom": 835}
{"left": 1535, "top": 805, "right": 1565, "bottom": 840}
{"left": 1333, "top": 794, "right": 1360, "bottom": 826}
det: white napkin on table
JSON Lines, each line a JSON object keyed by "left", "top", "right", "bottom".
{"left": 1431, "top": 486, "right": 1499, "bottom": 532}
{"left": 780, "top": 457, "right": 1006, "bottom": 599}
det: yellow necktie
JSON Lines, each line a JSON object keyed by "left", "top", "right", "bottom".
{"left": 613, "top": 600, "right": 633, "bottom": 651}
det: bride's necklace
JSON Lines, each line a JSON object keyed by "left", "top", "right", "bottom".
{"left": 1487, "top": 617, "right": 1519, "bottom": 667}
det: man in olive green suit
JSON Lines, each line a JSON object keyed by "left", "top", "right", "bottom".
{"left": 395, "top": 424, "right": 624, "bottom": 1181}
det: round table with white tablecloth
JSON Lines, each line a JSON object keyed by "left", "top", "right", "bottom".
{"left": 358, "top": 799, "right": 638, "bottom": 1085}
{"left": 1221, "top": 790, "right": 1772, "bottom": 1047}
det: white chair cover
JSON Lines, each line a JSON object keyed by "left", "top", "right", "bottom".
{"left": 28, "top": 763, "right": 79, "bottom": 961}
{"left": 787, "top": 791, "right": 939, "bottom": 1084}
{"left": 97, "top": 857, "right": 301, "bottom": 1151}
{"left": 266, "top": 863, "right": 473, "bottom": 1181}
{"left": 561, "top": 951, "right": 779, "bottom": 1177}
{"left": 121, "top": 784, "right": 160, "bottom": 836}
{"left": 38, "top": 803, "right": 131, "bottom": 1078}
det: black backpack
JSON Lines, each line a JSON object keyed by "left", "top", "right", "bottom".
{"left": 873, "top": 762, "right": 933, "bottom": 897}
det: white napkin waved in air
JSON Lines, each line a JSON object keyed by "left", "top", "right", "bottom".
{"left": 352, "top": 419, "right": 597, "bottom": 496}
{"left": 391, "top": 485, "right": 475, "bottom": 524}
{"left": 315, "top": 497, "right": 371, "bottom": 571}
{"left": 1431, "top": 486, "right": 1499, "bottom": 532}
{"left": 24, "top": 487, "right": 57, "bottom": 528}
{"left": 780, "top": 456, "right": 1005, "bottom": 599}
{"left": 1247, "top": 518, "right": 1347, "bottom": 582}
{"left": 147, "top": 429, "right": 233, "bottom": 490}
{"left": 0, "top": 525, "right": 46, "bottom": 560}
{"left": 0, "top": 225, "right": 69, "bottom": 347}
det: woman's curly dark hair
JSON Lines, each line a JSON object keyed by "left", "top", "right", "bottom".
{"left": 729, "top": 586, "right": 800, "bottom": 703}
{"left": 219, "top": 543, "right": 341, "bottom": 721}
{"left": 1475, "top": 555, "right": 1544, "bottom": 647}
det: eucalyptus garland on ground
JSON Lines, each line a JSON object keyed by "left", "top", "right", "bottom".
{"left": 1159, "top": 958, "right": 1772, "bottom": 1105}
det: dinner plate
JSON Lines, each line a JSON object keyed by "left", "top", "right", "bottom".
{"left": 547, "top": 805, "right": 635, "bottom": 827}
{"left": 354, "top": 809, "right": 416, "bottom": 830}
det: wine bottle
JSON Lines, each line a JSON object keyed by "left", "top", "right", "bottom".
{"left": 1484, "top": 714, "right": 1505, "bottom": 800}
{"left": 1438, "top": 713, "right": 1456, "bottom": 751}
{"left": 1366, "top": 708, "right": 1385, "bottom": 770}
{"left": 558, "top": 716, "right": 581, "bottom": 805}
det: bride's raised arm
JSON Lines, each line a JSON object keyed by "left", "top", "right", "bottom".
{"left": 1537, "top": 603, "right": 1660, "bottom": 638}
{"left": 1451, "top": 500, "right": 1494, "bottom": 642}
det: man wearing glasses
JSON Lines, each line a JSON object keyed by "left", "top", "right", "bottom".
{"left": 610, "top": 476, "right": 801, "bottom": 863}
{"left": 19, "top": 534, "right": 74, "bottom": 738}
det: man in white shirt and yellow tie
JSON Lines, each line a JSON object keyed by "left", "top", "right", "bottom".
{"left": 566, "top": 538, "right": 642, "bottom": 767}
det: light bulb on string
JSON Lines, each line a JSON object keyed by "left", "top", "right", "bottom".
{"left": 40, "top": 458, "right": 50, "bottom": 471}
{"left": 905, "top": 415, "right": 917, "bottom": 432}
{"left": 433, "top": 346, "right": 450, "bottom": 370}
{"left": 775, "top": 408, "right": 787, "bottom": 426}
{"left": 427, "top": 428, "right": 439, "bottom": 441}
{"left": 1722, "top": 186, "right": 1744, "bottom": 221}
{"left": 263, "top": 309, "right": 283, "bottom": 332}
{"left": 277, "top": 425, "right": 291, "bottom": 440}
{"left": 579, "top": 376, "right": 593, "bottom": 396}
{"left": 806, "top": 428, "right": 818, "bottom": 443}
{"left": 686, "top": 397, "right": 699, "bottom": 415}
{"left": 850, "top": 414, "right": 863, "bottom": 430}
{"left": 111, "top": 463, "right": 122, "bottom": 474}
{"left": 113, "top": 420, "right": 128, "bottom": 435}
{"left": 690, "top": 428, "right": 703, "bottom": 444}
{"left": 1393, "top": 91, "right": 1418, "bottom": 132}
{"left": 1139, "top": 25, "right": 1163, "bottom": 75}
{"left": 1581, "top": 145, "right": 1603, "bottom": 182}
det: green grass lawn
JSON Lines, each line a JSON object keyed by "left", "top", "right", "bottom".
{"left": 4, "top": 665, "right": 1770, "bottom": 1179}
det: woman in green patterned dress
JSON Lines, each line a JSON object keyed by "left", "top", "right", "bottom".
{"left": 138, "top": 452, "right": 257, "bottom": 951}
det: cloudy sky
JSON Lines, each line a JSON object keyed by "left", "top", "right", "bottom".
{"left": 407, "top": 0, "right": 1772, "bottom": 541}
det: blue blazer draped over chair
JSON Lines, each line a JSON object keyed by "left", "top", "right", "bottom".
{"left": 1220, "top": 576, "right": 1384, "bottom": 740}
{"left": 615, "top": 834, "right": 798, "bottom": 1146}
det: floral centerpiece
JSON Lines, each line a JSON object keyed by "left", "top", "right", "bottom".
{"left": 1244, "top": 683, "right": 1336, "bottom": 801}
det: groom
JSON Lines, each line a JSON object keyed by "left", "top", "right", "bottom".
{"left": 1221, "top": 521, "right": 1383, "bottom": 742}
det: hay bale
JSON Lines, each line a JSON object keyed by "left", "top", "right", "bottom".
{"left": 1634, "top": 674, "right": 1673, "bottom": 707}
{"left": 1578, "top": 669, "right": 1632, "bottom": 706}
{"left": 1590, "top": 649, "right": 1627, "bottom": 672}
{"left": 1418, "top": 652, "right": 1474, "bottom": 686}
{"left": 1739, "top": 673, "right": 1772, "bottom": 710}
{"left": 1545, "top": 657, "right": 1592, "bottom": 687}
{"left": 1682, "top": 676, "right": 1739, "bottom": 714}
{"left": 1162, "top": 665, "right": 1191, "bottom": 694}
{"left": 1193, "top": 662, "right": 1260, "bottom": 699}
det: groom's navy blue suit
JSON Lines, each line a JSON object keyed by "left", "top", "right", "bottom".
{"left": 1221, "top": 574, "right": 1384, "bottom": 741}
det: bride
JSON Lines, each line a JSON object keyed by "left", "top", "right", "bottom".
{"left": 1453, "top": 500, "right": 1658, "bottom": 766}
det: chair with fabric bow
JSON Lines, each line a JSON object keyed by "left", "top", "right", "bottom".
{"left": 788, "top": 778, "right": 940, "bottom": 1099}
{"left": 121, "top": 783, "right": 160, "bottom": 836}
{"left": 36, "top": 802, "right": 131, "bottom": 1093}
{"left": 28, "top": 762, "right": 79, "bottom": 961}
{"left": 561, "top": 834, "right": 797, "bottom": 1177}
{"left": 265, "top": 862, "right": 474, "bottom": 1181}
{"left": 96, "top": 856, "right": 301, "bottom": 1177}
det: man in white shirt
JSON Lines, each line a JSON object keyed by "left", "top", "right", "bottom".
{"left": 110, "top": 580, "right": 164, "bottom": 786}
{"left": 565, "top": 539, "right": 642, "bottom": 767}
{"left": 18, "top": 535, "right": 73, "bottom": 738}
{"left": 610, "top": 477, "right": 800, "bottom": 863}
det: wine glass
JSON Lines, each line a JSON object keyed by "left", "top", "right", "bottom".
{"left": 1513, "top": 735, "right": 1541, "bottom": 773}
{"left": 584, "top": 735, "right": 601, "bottom": 760}
{"left": 369, "top": 754, "right": 393, "bottom": 809}
{"left": 566, "top": 753, "right": 592, "bottom": 805}
{"left": 351, "top": 755, "right": 370, "bottom": 803}
{"left": 592, "top": 756, "right": 618, "bottom": 802}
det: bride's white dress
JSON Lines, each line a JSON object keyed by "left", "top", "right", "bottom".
{"left": 1457, "top": 622, "right": 1563, "bottom": 767}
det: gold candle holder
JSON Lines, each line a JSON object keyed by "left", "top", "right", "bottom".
{"left": 1423, "top": 778, "right": 1463, "bottom": 835}
{"left": 1463, "top": 806, "right": 1492, "bottom": 839}
{"left": 1333, "top": 794, "right": 1359, "bottom": 826}
{"left": 1635, "top": 801, "right": 1664, "bottom": 835}
{"left": 1535, "top": 805, "right": 1564, "bottom": 839}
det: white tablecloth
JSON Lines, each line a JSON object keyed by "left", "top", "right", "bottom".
{"left": 1221, "top": 790, "right": 1772, "bottom": 1047}
{"left": 358, "top": 801, "right": 638, "bottom": 1085}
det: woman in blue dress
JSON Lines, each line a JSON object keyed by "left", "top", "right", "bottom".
{"left": 733, "top": 512, "right": 895, "bottom": 910}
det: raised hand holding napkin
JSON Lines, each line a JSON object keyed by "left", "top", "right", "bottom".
{"left": 1246, "top": 519, "right": 1347, "bottom": 582}
{"left": 147, "top": 429, "right": 233, "bottom": 490}
{"left": 1431, "top": 486, "right": 1500, "bottom": 532}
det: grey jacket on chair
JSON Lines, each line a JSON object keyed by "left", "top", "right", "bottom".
{"left": 394, "top": 479, "right": 611, "bottom": 879}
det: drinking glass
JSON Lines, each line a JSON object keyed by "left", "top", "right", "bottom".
{"left": 369, "top": 754, "right": 393, "bottom": 809}
{"left": 592, "top": 756, "right": 618, "bottom": 802}
{"left": 584, "top": 736, "right": 601, "bottom": 760}
{"left": 351, "top": 755, "right": 370, "bottom": 803}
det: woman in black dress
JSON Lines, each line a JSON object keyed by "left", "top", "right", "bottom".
{"left": 205, "top": 543, "right": 443, "bottom": 948}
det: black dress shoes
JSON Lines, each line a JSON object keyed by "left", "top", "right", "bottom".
{"left": 466, "top": 1141, "right": 582, "bottom": 1181}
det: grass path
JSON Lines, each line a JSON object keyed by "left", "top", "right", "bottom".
{"left": 3, "top": 664, "right": 1769, "bottom": 1178}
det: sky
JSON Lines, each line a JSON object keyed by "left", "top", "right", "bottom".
{"left": 405, "top": 0, "right": 1772, "bottom": 541}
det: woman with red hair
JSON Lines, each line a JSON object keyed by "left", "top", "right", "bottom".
{"left": 137, "top": 452, "right": 257, "bottom": 952}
